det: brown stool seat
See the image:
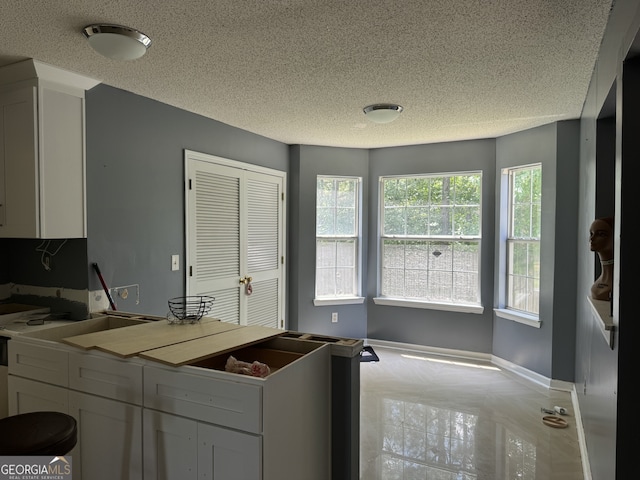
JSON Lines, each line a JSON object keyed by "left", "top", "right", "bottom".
{"left": 0, "top": 411, "right": 77, "bottom": 455}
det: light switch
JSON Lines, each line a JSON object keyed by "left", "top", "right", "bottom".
{"left": 171, "top": 254, "right": 180, "bottom": 271}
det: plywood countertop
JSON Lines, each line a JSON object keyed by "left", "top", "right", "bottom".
{"left": 138, "top": 325, "right": 285, "bottom": 366}
{"left": 61, "top": 317, "right": 244, "bottom": 358}
{"left": 57, "top": 316, "right": 362, "bottom": 365}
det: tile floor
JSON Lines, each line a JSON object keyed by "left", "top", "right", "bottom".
{"left": 359, "top": 346, "right": 584, "bottom": 480}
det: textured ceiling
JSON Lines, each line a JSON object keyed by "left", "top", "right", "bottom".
{"left": 0, "top": 1, "right": 613, "bottom": 148}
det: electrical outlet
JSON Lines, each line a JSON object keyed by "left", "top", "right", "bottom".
{"left": 171, "top": 254, "right": 180, "bottom": 271}
{"left": 331, "top": 312, "right": 338, "bottom": 323}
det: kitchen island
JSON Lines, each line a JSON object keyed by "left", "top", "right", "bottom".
{"left": 6, "top": 314, "right": 362, "bottom": 480}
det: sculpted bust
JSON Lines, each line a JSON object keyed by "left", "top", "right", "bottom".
{"left": 589, "top": 217, "right": 614, "bottom": 301}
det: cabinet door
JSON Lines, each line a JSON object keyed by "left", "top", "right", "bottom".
{"left": 7, "top": 375, "right": 68, "bottom": 415}
{"left": 0, "top": 82, "right": 86, "bottom": 238}
{"left": 0, "top": 86, "right": 38, "bottom": 237}
{"left": 39, "top": 85, "right": 86, "bottom": 238}
{"left": 198, "top": 422, "right": 261, "bottom": 480}
{"left": 0, "top": 366, "right": 8, "bottom": 419}
{"left": 143, "top": 409, "right": 198, "bottom": 480}
{"left": 68, "top": 391, "right": 142, "bottom": 480}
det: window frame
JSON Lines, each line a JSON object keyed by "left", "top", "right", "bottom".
{"left": 494, "top": 163, "right": 541, "bottom": 327}
{"left": 313, "top": 175, "right": 364, "bottom": 306}
{"left": 373, "top": 171, "right": 484, "bottom": 313}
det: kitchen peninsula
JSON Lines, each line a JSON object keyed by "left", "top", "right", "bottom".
{"left": 6, "top": 314, "right": 362, "bottom": 480}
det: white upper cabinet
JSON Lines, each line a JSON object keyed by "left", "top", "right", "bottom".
{"left": 0, "top": 59, "right": 99, "bottom": 238}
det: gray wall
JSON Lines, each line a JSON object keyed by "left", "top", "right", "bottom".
{"left": 574, "top": 1, "right": 640, "bottom": 478}
{"left": 289, "top": 127, "right": 581, "bottom": 374}
{"left": 493, "top": 122, "right": 579, "bottom": 381}
{"left": 85, "top": 85, "right": 288, "bottom": 316}
{"left": 288, "top": 145, "right": 369, "bottom": 338}
{"left": 366, "top": 140, "right": 496, "bottom": 353}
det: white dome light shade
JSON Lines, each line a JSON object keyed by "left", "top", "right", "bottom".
{"left": 82, "top": 24, "right": 151, "bottom": 61}
{"left": 363, "top": 104, "right": 404, "bottom": 124}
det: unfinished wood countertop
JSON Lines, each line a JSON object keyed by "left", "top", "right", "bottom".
{"left": 61, "top": 316, "right": 243, "bottom": 357}
{"left": 138, "top": 325, "right": 285, "bottom": 366}
{"left": 56, "top": 315, "right": 362, "bottom": 365}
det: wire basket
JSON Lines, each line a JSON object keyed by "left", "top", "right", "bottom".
{"left": 167, "top": 296, "right": 215, "bottom": 324}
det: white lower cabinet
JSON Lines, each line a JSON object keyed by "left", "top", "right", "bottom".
{"left": 198, "top": 420, "right": 261, "bottom": 480}
{"left": 8, "top": 325, "right": 332, "bottom": 480}
{"left": 143, "top": 409, "right": 262, "bottom": 480}
{"left": 143, "top": 409, "right": 198, "bottom": 480}
{"left": 142, "top": 337, "right": 331, "bottom": 480}
{"left": 7, "top": 375, "right": 68, "bottom": 414}
{"left": 68, "top": 391, "right": 143, "bottom": 480}
{"left": 0, "top": 365, "right": 7, "bottom": 419}
{"left": 7, "top": 375, "right": 81, "bottom": 466}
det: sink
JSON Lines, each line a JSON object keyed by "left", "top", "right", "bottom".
{"left": 14, "top": 316, "right": 150, "bottom": 342}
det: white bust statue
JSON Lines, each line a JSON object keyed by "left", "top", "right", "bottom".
{"left": 589, "top": 217, "right": 614, "bottom": 301}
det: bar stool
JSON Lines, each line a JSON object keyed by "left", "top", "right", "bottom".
{"left": 0, "top": 411, "right": 77, "bottom": 455}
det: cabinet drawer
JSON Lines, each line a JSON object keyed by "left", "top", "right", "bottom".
{"left": 69, "top": 351, "right": 143, "bottom": 404}
{"left": 8, "top": 376, "right": 69, "bottom": 415}
{"left": 8, "top": 340, "right": 68, "bottom": 386}
{"left": 144, "top": 366, "right": 262, "bottom": 433}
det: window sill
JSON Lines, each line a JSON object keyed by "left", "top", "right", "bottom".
{"left": 586, "top": 296, "right": 614, "bottom": 348}
{"left": 373, "top": 297, "right": 484, "bottom": 314}
{"left": 494, "top": 308, "right": 541, "bottom": 328}
{"left": 313, "top": 297, "right": 365, "bottom": 306}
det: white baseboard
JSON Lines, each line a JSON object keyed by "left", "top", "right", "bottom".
{"left": 571, "top": 385, "right": 592, "bottom": 480}
{"left": 490, "top": 355, "right": 574, "bottom": 392}
{"left": 365, "top": 338, "right": 492, "bottom": 363}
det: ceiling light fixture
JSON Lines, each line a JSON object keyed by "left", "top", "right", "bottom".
{"left": 82, "top": 24, "right": 151, "bottom": 61}
{"left": 363, "top": 103, "right": 404, "bottom": 124}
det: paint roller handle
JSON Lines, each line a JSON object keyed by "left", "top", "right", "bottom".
{"left": 93, "top": 263, "right": 117, "bottom": 311}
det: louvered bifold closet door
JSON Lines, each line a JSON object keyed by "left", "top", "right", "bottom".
{"left": 245, "top": 171, "right": 283, "bottom": 328}
{"left": 186, "top": 152, "right": 286, "bottom": 329}
{"left": 187, "top": 160, "right": 242, "bottom": 324}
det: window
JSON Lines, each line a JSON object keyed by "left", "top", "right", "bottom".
{"left": 505, "top": 165, "right": 541, "bottom": 315}
{"left": 378, "top": 172, "right": 482, "bottom": 306}
{"left": 315, "top": 176, "right": 362, "bottom": 302}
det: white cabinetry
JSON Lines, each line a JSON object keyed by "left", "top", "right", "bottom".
{"left": 8, "top": 335, "right": 143, "bottom": 480}
{"left": 143, "top": 371, "right": 264, "bottom": 480}
{"left": 143, "top": 409, "right": 199, "bottom": 480}
{"left": 0, "top": 365, "right": 7, "bottom": 418}
{"left": 69, "top": 391, "right": 142, "bottom": 480}
{"left": 7, "top": 319, "right": 333, "bottom": 480}
{"left": 0, "top": 59, "right": 99, "bottom": 238}
{"left": 7, "top": 375, "right": 68, "bottom": 414}
{"left": 141, "top": 336, "right": 331, "bottom": 480}
{"left": 198, "top": 420, "right": 261, "bottom": 480}
{"left": 144, "top": 409, "right": 262, "bottom": 480}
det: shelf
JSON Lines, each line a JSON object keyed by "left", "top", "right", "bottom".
{"left": 587, "top": 296, "right": 615, "bottom": 349}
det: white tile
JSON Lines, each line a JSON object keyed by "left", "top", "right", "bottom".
{"left": 360, "top": 347, "right": 583, "bottom": 480}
